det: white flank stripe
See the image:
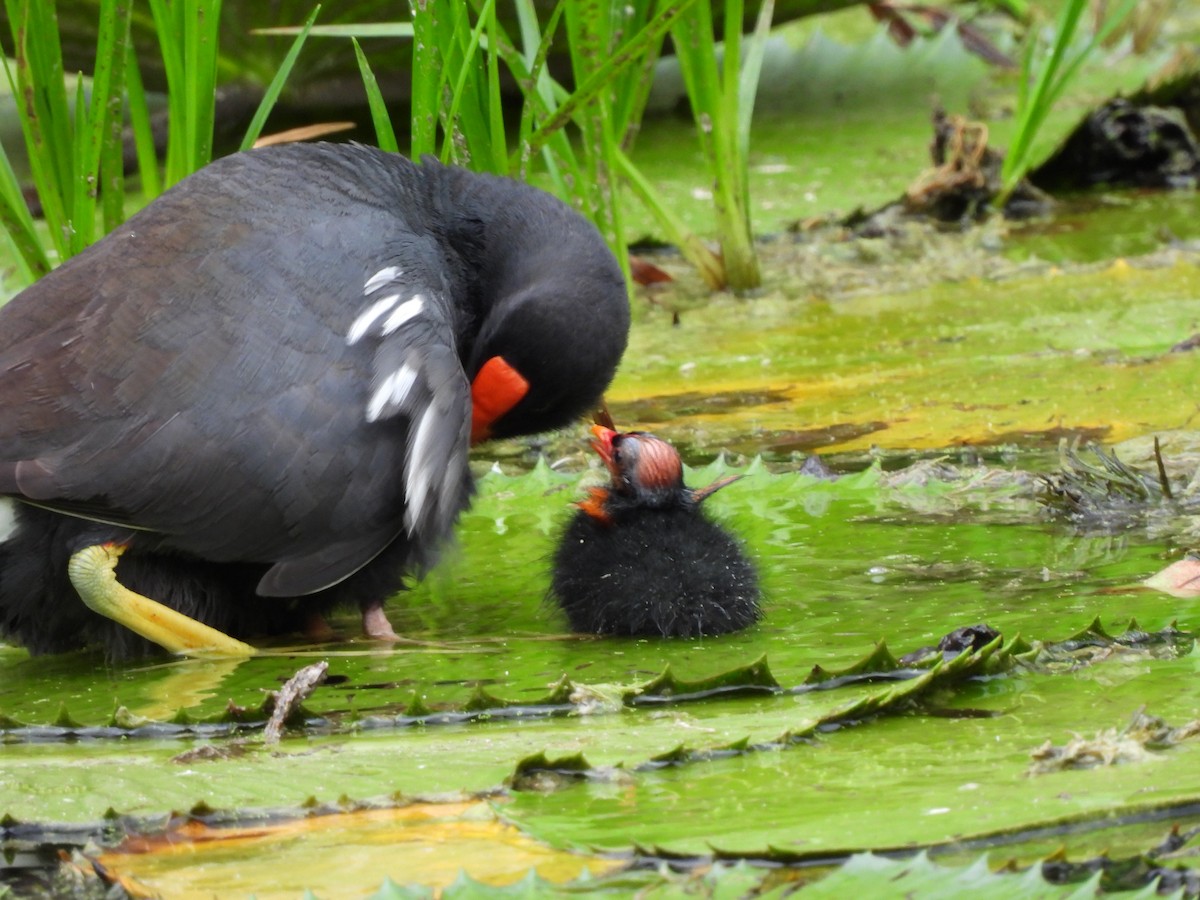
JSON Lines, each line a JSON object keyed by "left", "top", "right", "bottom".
{"left": 365, "top": 386, "right": 390, "bottom": 423}
{"left": 405, "top": 405, "right": 440, "bottom": 532}
{"left": 387, "top": 363, "right": 419, "bottom": 408}
{"left": 380, "top": 296, "right": 425, "bottom": 336}
{"left": 0, "top": 497, "right": 16, "bottom": 542}
{"left": 346, "top": 294, "right": 401, "bottom": 345}
{"left": 365, "top": 363, "right": 421, "bottom": 422}
{"left": 363, "top": 266, "right": 402, "bottom": 295}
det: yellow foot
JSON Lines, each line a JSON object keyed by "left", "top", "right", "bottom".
{"left": 67, "top": 543, "right": 256, "bottom": 656}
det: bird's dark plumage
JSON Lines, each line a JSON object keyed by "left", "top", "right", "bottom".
{"left": 0, "top": 142, "right": 629, "bottom": 656}
{"left": 551, "top": 427, "right": 760, "bottom": 637}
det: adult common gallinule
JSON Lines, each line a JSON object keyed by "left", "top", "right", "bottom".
{"left": 551, "top": 426, "right": 761, "bottom": 637}
{"left": 0, "top": 142, "right": 629, "bottom": 657}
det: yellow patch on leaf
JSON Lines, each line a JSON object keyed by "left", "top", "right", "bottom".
{"left": 96, "top": 800, "right": 620, "bottom": 898}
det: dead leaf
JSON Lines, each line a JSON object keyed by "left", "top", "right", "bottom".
{"left": 1143, "top": 556, "right": 1200, "bottom": 598}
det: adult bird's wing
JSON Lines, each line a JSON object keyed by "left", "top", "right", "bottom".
{"left": 256, "top": 237, "right": 474, "bottom": 597}
{"left": 0, "top": 145, "right": 475, "bottom": 598}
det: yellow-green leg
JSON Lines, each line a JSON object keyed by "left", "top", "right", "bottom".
{"left": 68, "top": 543, "right": 255, "bottom": 656}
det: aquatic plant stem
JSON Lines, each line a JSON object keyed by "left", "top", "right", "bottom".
{"left": 615, "top": 147, "right": 725, "bottom": 290}
{"left": 671, "top": 0, "right": 770, "bottom": 291}
{"left": 999, "top": 0, "right": 1139, "bottom": 200}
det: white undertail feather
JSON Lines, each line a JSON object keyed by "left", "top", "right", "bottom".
{"left": 404, "top": 404, "right": 440, "bottom": 532}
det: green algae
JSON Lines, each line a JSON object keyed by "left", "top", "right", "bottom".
{"left": 609, "top": 253, "right": 1200, "bottom": 459}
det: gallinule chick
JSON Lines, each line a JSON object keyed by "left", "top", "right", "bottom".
{"left": 551, "top": 426, "right": 760, "bottom": 637}
{"left": 0, "top": 142, "right": 629, "bottom": 657}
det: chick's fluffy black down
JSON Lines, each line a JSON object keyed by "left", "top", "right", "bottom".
{"left": 552, "top": 505, "right": 760, "bottom": 638}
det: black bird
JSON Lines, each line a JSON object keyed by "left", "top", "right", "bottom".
{"left": 0, "top": 142, "right": 629, "bottom": 658}
{"left": 551, "top": 426, "right": 761, "bottom": 637}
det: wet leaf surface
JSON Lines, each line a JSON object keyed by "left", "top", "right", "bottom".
{"left": 93, "top": 802, "right": 622, "bottom": 899}
{"left": 608, "top": 253, "right": 1200, "bottom": 462}
{"left": 3, "top": 451, "right": 1199, "bottom": 892}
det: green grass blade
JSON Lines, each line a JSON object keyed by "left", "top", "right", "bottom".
{"left": 671, "top": 2, "right": 719, "bottom": 129}
{"left": 500, "top": 0, "right": 564, "bottom": 173}
{"left": 719, "top": 0, "right": 749, "bottom": 266}
{"left": 254, "top": 23, "right": 413, "bottom": 38}
{"left": 596, "top": 109, "right": 630, "bottom": 290}
{"left": 721, "top": 0, "right": 743, "bottom": 148}
{"left": 124, "top": 46, "right": 162, "bottom": 201}
{"left": 0, "top": 137, "right": 50, "bottom": 279}
{"left": 441, "top": 0, "right": 497, "bottom": 168}
{"left": 1001, "top": 0, "right": 1137, "bottom": 191}
{"left": 434, "top": 0, "right": 471, "bottom": 163}
{"left": 525, "top": 0, "right": 696, "bottom": 158}
{"left": 195, "top": 0, "right": 221, "bottom": 169}
{"left": 409, "top": 0, "right": 439, "bottom": 158}
{"left": 484, "top": 7, "right": 506, "bottom": 171}
{"left": 89, "top": 0, "right": 133, "bottom": 234}
{"left": 1041, "top": 0, "right": 1139, "bottom": 114}
{"left": 423, "top": 0, "right": 483, "bottom": 165}
{"left": 1003, "top": 0, "right": 1085, "bottom": 184}
{"left": 352, "top": 36, "right": 399, "bottom": 153}
{"left": 183, "top": 0, "right": 200, "bottom": 169}
{"left": 511, "top": 0, "right": 563, "bottom": 102}
{"left": 99, "top": 92, "right": 126, "bottom": 233}
{"left": 611, "top": 0, "right": 665, "bottom": 148}
{"left": 172, "top": 0, "right": 221, "bottom": 178}
{"left": 27, "top": 0, "right": 74, "bottom": 214}
{"left": 1014, "top": 26, "right": 1035, "bottom": 125}
{"left": 239, "top": 5, "right": 321, "bottom": 151}
{"left": 6, "top": 0, "right": 71, "bottom": 257}
{"left": 512, "top": 0, "right": 542, "bottom": 68}
{"left": 146, "top": 0, "right": 185, "bottom": 183}
{"left": 481, "top": 0, "right": 593, "bottom": 191}
{"left": 737, "top": 0, "right": 774, "bottom": 161}
{"left": 671, "top": 0, "right": 761, "bottom": 289}
{"left": 70, "top": 71, "right": 92, "bottom": 252}
{"left": 561, "top": 0, "right": 605, "bottom": 218}
{"left": 517, "top": 3, "right": 564, "bottom": 175}
{"left": 615, "top": 147, "right": 723, "bottom": 290}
